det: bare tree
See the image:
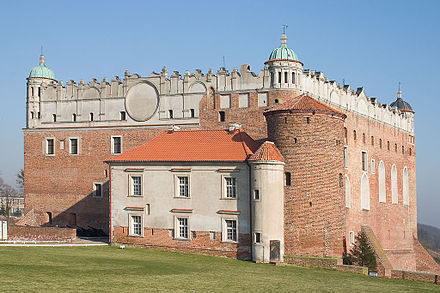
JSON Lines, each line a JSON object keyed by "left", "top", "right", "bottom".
{"left": 0, "top": 177, "right": 18, "bottom": 218}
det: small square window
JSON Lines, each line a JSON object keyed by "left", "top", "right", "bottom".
{"left": 69, "top": 138, "right": 78, "bottom": 155}
{"left": 111, "top": 136, "right": 122, "bottom": 154}
{"left": 254, "top": 232, "right": 261, "bottom": 244}
{"left": 209, "top": 231, "right": 216, "bottom": 240}
{"left": 224, "top": 177, "right": 237, "bottom": 198}
{"left": 46, "top": 138, "right": 55, "bottom": 155}
{"left": 94, "top": 183, "right": 103, "bottom": 197}
{"left": 254, "top": 189, "right": 260, "bottom": 201}
{"left": 131, "top": 215, "right": 142, "bottom": 236}
{"left": 130, "top": 175, "right": 142, "bottom": 196}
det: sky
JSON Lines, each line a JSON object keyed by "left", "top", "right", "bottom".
{"left": 0, "top": 0, "right": 438, "bottom": 226}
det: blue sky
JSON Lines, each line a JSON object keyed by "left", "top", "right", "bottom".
{"left": 0, "top": 0, "right": 438, "bottom": 226}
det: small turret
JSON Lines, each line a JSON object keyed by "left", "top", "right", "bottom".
{"left": 29, "top": 55, "right": 56, "bottom": 81}
{"left": 390, "top": 87, "right": 414, "bottom": 113}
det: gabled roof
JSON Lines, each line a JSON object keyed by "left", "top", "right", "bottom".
{"left": 107, "top": 129, "right": 260, "bottom": 163}
{"left": 265, "top": 94, "right": 346, "bottom": 118}
{"left": 249, "top": 141, "right": 284, "bottom": 162}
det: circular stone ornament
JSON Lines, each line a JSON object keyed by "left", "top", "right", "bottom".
{"left": 125, "top": 82, "right": 159, "bottom": 122}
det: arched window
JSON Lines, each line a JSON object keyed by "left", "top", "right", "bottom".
{"left": 391, "top": 164, "right": 398, "bottom": 204}
{"left": 379, "top": 161, "right": 386, "bottom": 203}
{"left": 72, "top": 114, "right": 77, "bottom": 122}
{"left": 379, "top": 139, "right": 382, "bottom": 149}
{"left": 353, "top": 130, "right": 357, "bottom": 140}
{"left": 361, "top": 173, "right": 370, "bottom": 210}
{"left": 403, "top": 167, "right": 409, "bottom": 206}
{"left": 345, "top": 175, "right": 351, "bottom": 208}
{"left": 52, "top": 114, "right": 56, "bottom": 122}
{"left": 292, "top": 72, "right": 296, "bottom": 84}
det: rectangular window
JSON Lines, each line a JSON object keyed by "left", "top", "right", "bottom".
{"left": 225, "top": 219, "right": 237, "bottom": 242}
{"left": 111, "top": 136, "right": 122, "bottom": 154}
{"left": 90, "top": 113, "right": 94, "bottom": 121}
{"left": 285, "top": 172, "right": 291, "bottom": 186}
{"left": 344, "top": 146, "right": 348, "bottom": 169}
{"left": 94, "top": 183, "right": 103, "bottom": 197}
{"left": 362, "top": 151, "right": 368, "bottom": 172}
{"left": 190, "top": 109, "right": 195, "bottom": 118}
{"left": 225, "top": 177, "right": 237, "bottom": 198}
{"left": 131, "top": 176, "right": 142, "bottom": 196}
{"left": 69, "top": 138, "right": 78, "bottom": 155}
{"left": 46, "top": 138, "right": 55, "bottom": 155}
{"left": 120, "top": 111, "right": 126, "bottom": 120}
{"left": 254, "top": 232, "right": 261, "bottom": 244}
{"left": 371, "top": 159, "right": 375, "bottom": 174}
{"left": 253, "top": 189, "right": 260, "bottom": 201}
{"left": 169, "top": 110, "right": 174, "bottom": 119}
{"left": 292, "top": 72, "right": 296, "bottom": 84}
{"left": 178, "top": 176, "right": 189, "bottom": 197}
{"left": 284, "top": 72, "right": 288, "bottom": 83}
{"left": 219, "top": 111, "right": 225, "bottom": 122}
{"left": 131, "top": 215, "right": 142, "bottom": 236}
{"left": 177, "top": 217, "right": 189, "bottom": 239}
{"left": 349, "top": 231, "right": 355, "bottom": 246}
{"left": 209, "top": 231, "right": 216, "bottom": 240}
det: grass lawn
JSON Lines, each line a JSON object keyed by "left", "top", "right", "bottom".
{"left": 0, "top": 246, "right": 439, "bottom": 292}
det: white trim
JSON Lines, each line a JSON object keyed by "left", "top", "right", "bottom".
{"left": 128, "top": 213, "right": 143, "bottom": 237}
{"left": 222, "top": 217, "right": 238, "bottom": 243}
{"left": 128, "top": 174, "right": 143, "bottom": 197}
{"left": 93, "top": 182, "right": 103, "bottom": 198}
{"left": 371, "top": 159, "right": 375, "bottom": 174}
{"left": 378, "top": 160, "right": 386, "bottom": 203}
{"left": 174, "top": 215, "right": 190, "bottom": 240}
{"left": 45, "top": 137, "right": 55, "bottom": 156}
{"left": 222, "top": 175, "right": 238, "bottom": 199}
{"left": 361, "top": 150, "right": 368, "bottom": 172}
{"left": 349, "top": 231, "right": 355, "bottom": 246}
{"left": 391, "top": 164, "right": 398, "bottom": 204}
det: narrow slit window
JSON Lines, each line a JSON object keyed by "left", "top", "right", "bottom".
{"left": 219, "top": 111, "right": 225, "bottom": 122}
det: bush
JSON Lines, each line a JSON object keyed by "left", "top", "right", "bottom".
{"left": 346, "top": 231, "right": 377, "bottom": 272}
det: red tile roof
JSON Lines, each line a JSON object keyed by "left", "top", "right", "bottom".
{"left": 265, "top": 95, "right": 346, "bottom": 118}
{"left": 107, "top": 129, "right": 259, "bottom": 162}
{"left": 249, "top": 141, "right": 285, "bottom": 162}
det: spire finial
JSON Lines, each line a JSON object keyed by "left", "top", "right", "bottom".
{"left": 281, "top": 25, "right": 288, "bottom": 45}
{"left": 397, "top": 81, "right": 402, "bottom": 99}
{"left": 39, "top": 46, "right": 45, "bottom": 65}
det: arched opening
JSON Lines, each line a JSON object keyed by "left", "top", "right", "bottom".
{"left": 403, "top": 167, "right": 409, "bottom": 206}
{"left": 379, "top": 161, "right": 386, "bottom": 203}
{"left": 345, "top": 175, "right": 351, "bottom": 208}
{"left": 361, "top": 173, "right": 370, "bottom": 210}
{"left": 391, "top": 164, "right": 398, "bottom": 204}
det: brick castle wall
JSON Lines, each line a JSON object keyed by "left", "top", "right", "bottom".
{"left": 6, "top": 225, "right": 76, "bottom": 242}
{"left": 266, "top": 111, "right": 346, "bottom": 257}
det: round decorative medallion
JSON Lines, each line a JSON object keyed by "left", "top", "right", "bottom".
{"left": 125, "top": 82, "right": 159, "bottom": 122}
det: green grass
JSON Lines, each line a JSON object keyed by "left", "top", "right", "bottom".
{"left": 0, "top": 246, "right": 439, "bottom": 292}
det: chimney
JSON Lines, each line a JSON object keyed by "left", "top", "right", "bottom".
{"left": 228, "top": 122, "right": 242, "bottom": 133}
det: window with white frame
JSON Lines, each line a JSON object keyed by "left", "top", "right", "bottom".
{"left": 253, "top": 189, "right": 260, "bottom": 201}
{"left": 224, "top": 219, "right": 237, "bottom": 242}
{"left": 93, "top": 183, "right": 103, "bottom": 198}
{"left": 349, "top": 231, "right": 355, "bottom": 246}
{"left": 130, "top": 215, "right": 142, "bottom": 236}
{"left": 111, "top": 136, "right": 122, "bottom": 154}
{"left": 361, "top": 151, "right": 368, "bottom": 172}
{"left": 176, "top": 217, "right": 189, "bottom": 239}
{"left": 69, "top": 138, "right": 79, "bottom": 155}
{"left": 176, "top": 176, "right": 189, "bottom": 198}
{"left": 224, "top": 177, "right": 237, "bottom": 199}
{"left": 130, "top": 175, "right": 142, "bottom": 196}
{"left": 46, "top": 138, "right": 55, "bottom": 155}
{"left": 371, "top": 159, "right": 375, "bottom": 174}
{"left": 254, "top": 232, "right": 261, "bottom": 244}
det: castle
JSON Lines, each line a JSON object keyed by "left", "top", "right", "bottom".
{"left": 22, "top": 32, "right": 439, "bottom": 275}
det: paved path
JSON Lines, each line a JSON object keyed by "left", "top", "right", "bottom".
{"left": 0, "top": 237, "right": 109, "bottom": 247}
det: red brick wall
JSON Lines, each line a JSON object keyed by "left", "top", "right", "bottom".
{"left": 342, "top": 109, "right": 417, "bottom": 271}
{"left": 113, "top": 226, "right": 251, "bottom": 259}
{"left": 6, "top": 225, "right": 76, "bottom": 242}
{"left": 24, "top": 127, "right": 165, "bottom": 233}
{"left": 266, "top": 110, "right": 346, "bottom": 257}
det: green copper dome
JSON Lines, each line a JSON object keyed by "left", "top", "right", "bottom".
{"left": 268, "top": 33, "right": 298, "bottom": 61}
{"left": 29, "top": 55, "right": 56, "bottom": 80}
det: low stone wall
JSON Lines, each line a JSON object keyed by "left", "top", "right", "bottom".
{"left": 334, "top": 264, "right": 369, "bottom": 275}
{"left": 391, "top": 270, "right": 439, "bottom": 284}
{"left": 113, "top": 226, "right": 251, "bottom": 260}
{"left": 4, "top": 225, "right": 76, "bottom": 242}
{"left": 284, "top": 255, "right": 339, "bottom": 269}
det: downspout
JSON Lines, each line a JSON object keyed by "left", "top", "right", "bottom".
{"left": 108, "top": 164, "right": 112, "bottom": 244}
{"left": 247, "top": 160, "right": 253, "bottom": 261}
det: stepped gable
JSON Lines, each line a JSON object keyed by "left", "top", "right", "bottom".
{"left": 265, "top": 94, "right": 346, "bottom": 118}
{"left": 249, "top": 141, "right": 284, "bottom": 162}
{"left": 107, "top": 129, "right": 259, "bottom": 162}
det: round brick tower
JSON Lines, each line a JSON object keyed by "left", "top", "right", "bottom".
{"left": 264, "top": 94, "right": 347, "bottom": 258}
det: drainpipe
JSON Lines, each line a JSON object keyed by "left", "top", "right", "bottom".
{"left": 247, "top": 161, "right": 253, "bottom": 261}
{"left": 109, "top": 164, "right": 112, "bottom": 244}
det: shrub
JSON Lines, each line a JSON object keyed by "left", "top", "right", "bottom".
{"left": 347, "top": 231, "right": 377, "bottom": 272}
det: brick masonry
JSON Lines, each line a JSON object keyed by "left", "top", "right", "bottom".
{"left": 5, "top": 225, "right": 76, "bottom": 242}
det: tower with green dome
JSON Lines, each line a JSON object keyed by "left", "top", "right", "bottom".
{"left": 26, "top": 55, "right": 57, "bottom": 128}
{"left": 265, "top": 30, "right": 303, "bottom": 90}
